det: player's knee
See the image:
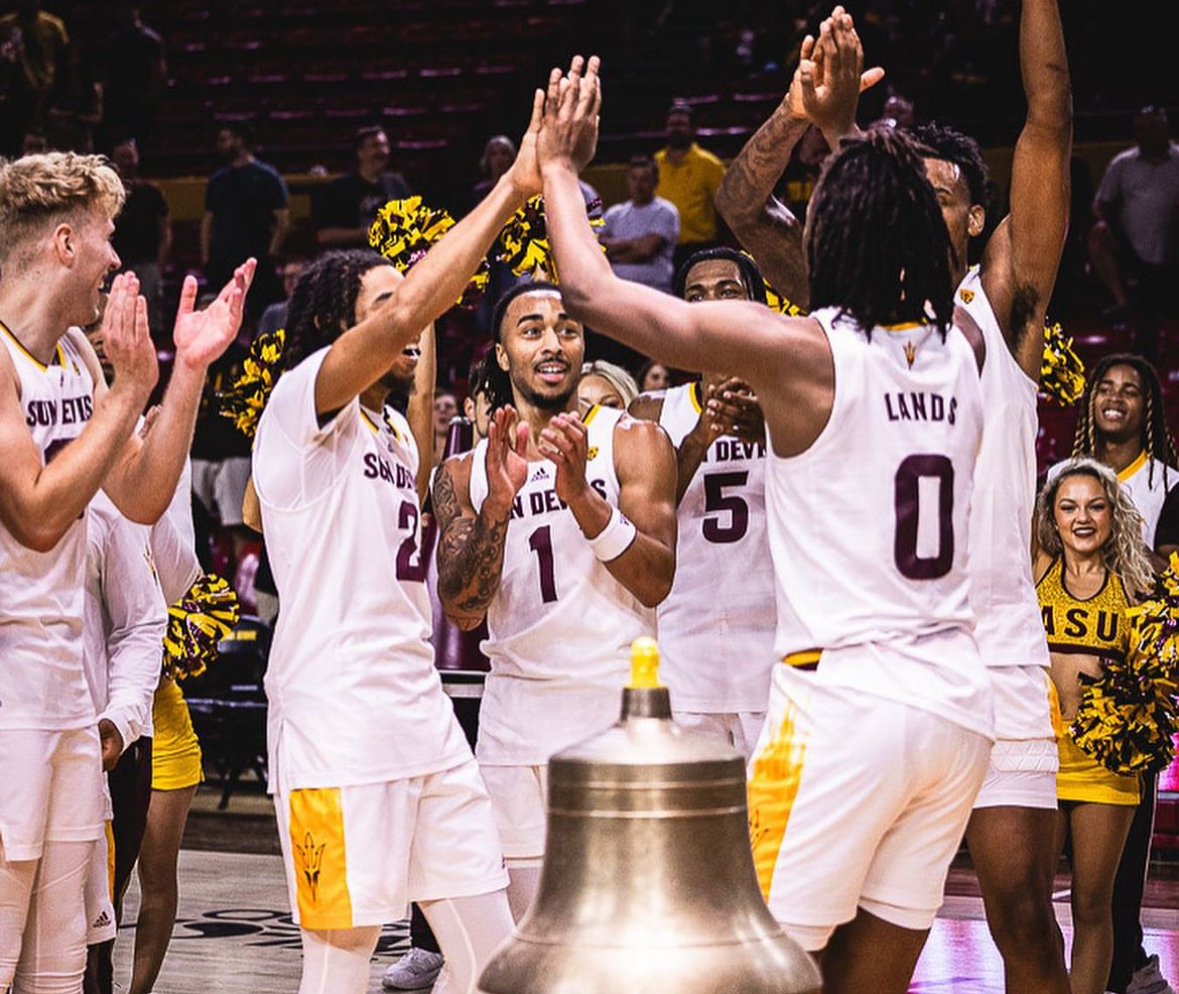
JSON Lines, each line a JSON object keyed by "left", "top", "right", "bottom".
{"left": 987, "top": 886, "right": 1059, "bottom": 959}
{"left": 1070, "top": 885, "right": 1115, "bottom": 929}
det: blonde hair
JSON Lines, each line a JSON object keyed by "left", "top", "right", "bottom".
{"left": 1036, "top": 456, "right": 1154, "bottom": 595}
{"left": 580, "top": 360, "right": 639, "bottom": 409}
{"left": 0, "top": 153, "right": 125, "bottom": 264}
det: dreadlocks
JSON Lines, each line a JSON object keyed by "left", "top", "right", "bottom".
{"left": 908, "top": 122, "right": 991, "bottom": 208}
{"left": 484, "top": 280, "right": 563, "bottom": 413}
{"left": 1072, "top": 353, "right": 1178, "bottom": 490}
{"left": 807, "top": 126, "right": 954, "bottom": 338}
{"left": 283, "top": 249, "right": 392, "bottom": 370}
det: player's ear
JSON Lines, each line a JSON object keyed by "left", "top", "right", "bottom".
{"left": 967, "top": 204, "right": 985, "bottom": 239}
{"left": 495, "top": 342, "right": 509, "bottom": 372}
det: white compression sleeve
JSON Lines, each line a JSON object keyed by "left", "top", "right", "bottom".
{"left": 421, "top": 890, "right": 514, "bottom": 994}
{"left": 298, "top": 925, "right": 380, "bottom": 994}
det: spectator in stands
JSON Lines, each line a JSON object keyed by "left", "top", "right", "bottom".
{"left": 257, "top": 258, "right": 306, "bottom": 337}
{"left": 599, "top": 154, "right": 679, "bottom": 294}
{"left": 470, "top": 134, "right": 517, "bottom": 210}
{"left": 46, "top": 42, "right": 101, "bottom": 152}
{"left": 200, "top": 121, "right": 289, "bottom": 320}
{"left": 101, "top": 4, "right": 166, "bottom": 145}
{"left": 1089, "top": 106, "right": 1179, "bottom": 353}
{"left": 432, "top": 391, "right": 458, "bottom": 466}
{"left": 0, "top": 0, "right": 67, "bottom": 133}
{"left": 111, "top": 138, "right": 171, "bottom": 336}
{"left": 638, "top": 360, "right": 672, "bottom": 393}
{"left": 654, "top": 101, "right": 725, "bottom": 268}
{"left": 579, "top": 360, "right": 639, "bottom": 410}
{"left": 314, "top": 125, "right": 410, "bottom": 249}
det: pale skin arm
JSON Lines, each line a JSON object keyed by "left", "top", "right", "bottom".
{"left": 601, "top": 232, "right": 667, "bottom": 264}
{"left": 406, "top": 323, "right": 436, "bottom": 504}
{"left": 312, "top": 91, "right": 545, "bottom": 416}
{"left": 979, "top": 0, "right": 1072, "bottom": 379}
{"left": 434, "top": 408, "right": 528, "bottom": 629}
{"left": 538, "top": 412, "right": 677, "bottom": 607}
{"left": 0, "top": 275, "right": 155, "bottom": 552}
{"left": 93, "top": 262, "right": 255, "bottom": 525}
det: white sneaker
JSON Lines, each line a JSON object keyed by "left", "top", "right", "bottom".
{"left": 381, "top": 947, "right": 445, "bottom": 991}
{"left": 1127, "top": 954, "right": 1177, "bottom": 994}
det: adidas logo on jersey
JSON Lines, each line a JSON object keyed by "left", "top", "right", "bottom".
{"left": 530, "top": 465, "right": 550, "bottom": 483}
{"left": 91, "top": 910, "right": 112, "bottom": 928}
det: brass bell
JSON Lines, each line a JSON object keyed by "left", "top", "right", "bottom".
{"left": 478, "top": 638, "right": 820, "bottom": 994}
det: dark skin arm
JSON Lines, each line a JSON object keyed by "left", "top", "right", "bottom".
{"left": 538, "top": 412, "right": 678, "bottom": 607}
{"left": 978, "top": 0, "right": 1072, "bottom": 380}
{"left": 434, "top": 408, "right": 528, "bottom": 629}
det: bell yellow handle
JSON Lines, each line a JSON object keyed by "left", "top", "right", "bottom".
{"left": 629, "top": 637, "right": 661, "bottom": 689}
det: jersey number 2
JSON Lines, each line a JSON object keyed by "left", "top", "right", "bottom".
{"left": 894, "top": 454, "right": 954, "bottom": 580}
{"left": 395, "top": 502, "right": 427, "bottom": 582}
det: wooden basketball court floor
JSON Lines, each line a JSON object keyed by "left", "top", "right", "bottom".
{"left": 110, "top": 788, "right": 1179, "bottom": 994}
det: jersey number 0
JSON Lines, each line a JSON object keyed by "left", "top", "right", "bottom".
{"left": 894, "top": 454, "right": 954, "bottom": 580}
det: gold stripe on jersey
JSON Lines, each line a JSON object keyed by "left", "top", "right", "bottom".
{"left": 1036, "top": 557, "right": 1132, "bottom": 661}
{"left": 581, "top": 403, "right": 602, "bottom": 427}
{"left": 689, "top": 381, "right": 703, "bottom": 415}
{"left": 880, "top": 320, "right": 925, "bottom": 332}
{"left": 1118, "top": 450, "right": 1148, "bottom": 483}
{"left": 748, "top": 702, "right": 808, "bottom": 900}
{"left": 105, "top": 821, "right": 116, "bottom": 902}
{"left": 784, "top": 649, "right": 822, "bottom": 669}
{"left": 288, "top": 788, "right": 354, "bottom": 929}
{"left": 0, "top": 320, "right": 65, "bottom": 371}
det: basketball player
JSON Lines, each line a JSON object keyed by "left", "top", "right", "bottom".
{"left": 0, "top": 151, "right": 252, "bottom": 992}
{"left": 539, "top": 57, "right": 993, "bottom": 994}
{"left": 720, "top": 4, "right": 1075, "bottom": 988}
{"left": 252, "top": 89, "right": 548, "bottom": 994}
{"left": 627, "top": 247, "right": 776, "bottom": 756}
{"left": 432, "top": 280, "right": 677, "bottom": 919}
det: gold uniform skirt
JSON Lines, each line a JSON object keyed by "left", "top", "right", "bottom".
{"left": 151, "top": 679, "right": 203, "bottom": 791}
{"left": 1057, "top": 731, "right": 1140, "bottom": 806}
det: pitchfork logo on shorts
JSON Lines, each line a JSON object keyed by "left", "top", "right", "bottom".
{"left": 293, "top": 831, "right": 327, "bottom": 903}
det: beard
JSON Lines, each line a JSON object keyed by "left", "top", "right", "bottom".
{"left": 513, "top": 374, "right": 577, "bottom": 412}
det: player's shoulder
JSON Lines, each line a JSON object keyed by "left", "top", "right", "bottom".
{"left": 628, "top": 390, "right": 667, "bottom": 423}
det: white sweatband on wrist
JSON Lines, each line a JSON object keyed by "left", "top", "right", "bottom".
{"left": 585, "top": 505, "right": 637, "bottom": 562}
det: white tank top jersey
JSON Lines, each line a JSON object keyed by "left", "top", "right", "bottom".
{"left": 1117, "top": 452, "right": 1177, "bottom": 547}
{"left": 468, "top": 404, "right": 654, "bottom": 765}
{"left": 254, "top": 348, "right": 469, "bottom": 792}
{"left": 957, "top": 268, "right": 1050, "bottom": 669}
{"left": 766, "top": 307, "right": 992, "bottom": 739}
{"left": 0, "top": 326, "right": 98, "bottom": 731}
{"left": 656, "top": 382, "right": 776, "bottom": 713}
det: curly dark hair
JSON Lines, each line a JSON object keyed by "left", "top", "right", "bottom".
{"left": 908, "top": 122, "right": 991, "bottom": 208}
{"left": 807, "top": 126, "right": 954, "bottom": 338}
{"left": 1071, "top": 353, "right": 1178, "bottom": 490}
{"left": 673, "top": 246, "right": 768, "bottom": 305}
{"left": 283, "top": 249, "right": 391, "bottom": 370}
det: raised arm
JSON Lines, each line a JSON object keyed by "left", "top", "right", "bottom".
{"left": 434, "top": 408, "right": 528, "bottom": 629}
{"left": 406, "top": 322, "right": 436, "bottom": 504}
{"left": 714, "top": 6, "right": 881, "bottom": 305}
{"left": 980, "top": 0, "right": 1072, "bottom": 379}
{"left": 100, "top": 261, "right": 255, "bottom": 525}
{"left": 0, "top": 275, "right": 157, "bottom": 551}
{"left": 312, "top": 91, "right": 545, "bottom": 416}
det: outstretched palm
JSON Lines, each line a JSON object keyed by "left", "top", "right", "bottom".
{"left": 173, "top": 260, "right": 256, "bottom": 370}
{"left": 485, "top": 406, "right": 529, "bottom": 516}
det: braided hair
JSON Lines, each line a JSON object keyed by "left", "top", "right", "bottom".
{"left": 283, "top": 249, "right": 391, "bottom": 370}
{"left": 1072, "top": 353, "right": 1178, "bottom": 490}
{"left": 484, "top": 280, "right": 563, "bottom": 412}
{"left": 807, "top": 126, "right": 954, "bottom": 338}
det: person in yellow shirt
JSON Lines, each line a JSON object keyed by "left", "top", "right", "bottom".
{"left": 654, "top": 102, "right": 726, "bottom": 269}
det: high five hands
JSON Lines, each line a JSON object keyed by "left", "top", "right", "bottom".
{"left": 536, "top": 55, "right": 602, "bottom": 174}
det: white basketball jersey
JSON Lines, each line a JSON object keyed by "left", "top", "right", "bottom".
{"left": 656, "top": 382, "right": 775, "bottom": 712}
{"left": 957, "top": 268, "right": 1050, "bottom": 669}
{"left": 766, "top": 308, "right": 991, "bottom": 738}
{"left": 469, "top": 405, "right": 653, "bottom": 764}
{"left": 255, "top": 348, "right": 469, "bottom": 792}
{"left": 1118, "top": 452, "right": 1177, "bottom": 547}
{"left": 0, "top": 325, "right": 97, "bottom": 731}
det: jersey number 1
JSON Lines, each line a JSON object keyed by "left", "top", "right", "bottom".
{"left": 528, "top": 525, "right": 558, "bottom": 603}
{"left": 894, "top": 454, "right": 954, "bottom": 580}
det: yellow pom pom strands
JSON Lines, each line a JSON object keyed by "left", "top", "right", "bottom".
{"left": 162, "top": 575, "right": 242, "bottom": 681}
{"left": 629, "top": 636, "right": 662, "bottom": 689}
{"left": 218, "top": 327, "right": 286, "bottom": 439}
{"left": 495, "top": 194, "right": 605, "bottom": 282}
{"left": 737, "top": 251, "right": 805, "bottom": 317}
{"left": 368, "top": 197, "right": 489, "bottom": 308}
{"left": 1071, "top": 557, "right": 1179, "bottom": 774}
{"left": 1041, "top": 321, "right": 1086, "bottom": 406}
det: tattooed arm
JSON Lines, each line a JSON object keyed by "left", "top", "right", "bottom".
{"left": 434, "top": 407, "right": 528, "bottom": 630}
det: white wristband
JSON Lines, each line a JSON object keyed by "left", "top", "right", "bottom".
{"left": 585, "top": 505, "right": 637, "bottom": 562}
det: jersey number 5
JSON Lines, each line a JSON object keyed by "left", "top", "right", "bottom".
{"left": 894, "top": 454, "right": 954, "bottom": 580}
{"left": 703, "top": 471, "right": 749, "bottom": 544}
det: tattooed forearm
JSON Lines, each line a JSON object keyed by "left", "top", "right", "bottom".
{"left": 437, "top": 512, "right": 510, "bottom": 624}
